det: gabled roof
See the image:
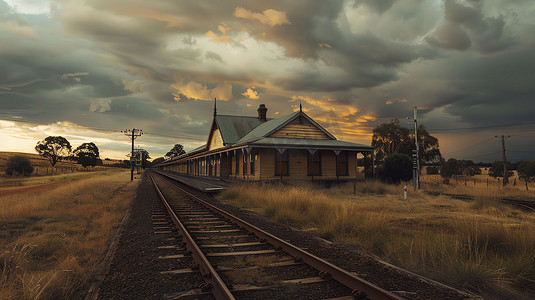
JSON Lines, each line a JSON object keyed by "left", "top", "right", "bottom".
{"left": 214, "top": 115, "right": 266, "bottom": 145}
{"left": 236, "top": 111, "right": 336, "bottom": 143}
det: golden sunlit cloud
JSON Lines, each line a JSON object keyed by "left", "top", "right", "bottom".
{"left": 0, "top": 120, "right": 131, "bottom": 159}
{"left": 386, "top": 100, "right": 393, "bottom": 105}
{"left": 291, "top": 95, "right": 359, "bottom": 115}
{"left": 234, "top": 7, "right": 290, "bottom": 27}
{"left": 172, "top": 81, "right": 232, "bottom": 101}
{"left": 205, "top": 30, "right": 234, "bottom": 43}
{"left": 318, "top": 43, "right": 332, "bottom": 48}
{"left": 401, "top": 99, "right": 408, "bottom": 103}
{"left": 241, "top": 88, "right": 259, "bottom": 99}
{"left": 290, "top": 95, "right": 376, "bottom": 141}
{"left": 218, "top": 23, "right": 231, "bottom": 34}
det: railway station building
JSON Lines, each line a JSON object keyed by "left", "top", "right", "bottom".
{"left": 157, "top": 104, "right": 375, "bottom": 181}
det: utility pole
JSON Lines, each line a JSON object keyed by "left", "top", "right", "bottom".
{"left": 122, "top": 128, "right": 143, "bottom": 181}
{"left": 413, "top": 107, "right": 420, "bottom": 191}
{"left": 495, "top": 135, "right": 511, "bottom": 186}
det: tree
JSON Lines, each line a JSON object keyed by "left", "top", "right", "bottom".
{"left": 378, "top": 153, "right": 413, "bottom": 184}
{"left": 518, "top": 160, "right": 535, "bottom": 190}
{"left": 165, "top": 144, "right": 186, "bottom": 159}
{"left": 459, "top": 160, "right": 482, "bottom": 176}
{"left": 135, "top": 149, "right": 151, "bottom": 169}
{"left": 35, "top": 136, "right": 72, "bottom": 168}
{"left": 440, "top": 158, "right": 463, "bottom": 183}
{"left": 372, "top": 120, "right": 442, "bottom": 165}
{"left": 416, "top": 125, "right": 442, "bottom": 165}
{"left": 440, "top": 159, "right": 482, "bottom": 184}
{"left": 372, "top": 120, "right": 411, "bottom": 161}
{"left": 150, "top": 157, "right": 165, "bottom": 167}
{"left": 5, "top": 155, "right": 34, "bottom": 176}
{"left": 488, "top": 161, "right": 513, "bottom": 178}
{"left": 73, "top": 142, "right": 100, "bottom": 168}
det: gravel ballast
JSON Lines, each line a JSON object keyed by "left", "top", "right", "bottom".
{"left": 92, "top": 172, "right": 477, "bottom": 299}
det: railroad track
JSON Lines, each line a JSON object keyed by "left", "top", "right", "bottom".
{"left": 148, "top": 171, "right": 402, "bottom": 300}
{"left": 424, "top": 191, "right": 535, "bottom": 211}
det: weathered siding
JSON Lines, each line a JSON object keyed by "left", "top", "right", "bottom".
{"left": 258, "top": 149, "right": 357, "bottom": 180}
{"left": 269, "top": 118, "right": 331, "bottom": 140}
{"left": 208, "top": 128, "right": 224, "bottom": 151}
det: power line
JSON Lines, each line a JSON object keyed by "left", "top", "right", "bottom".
{"left": 451, "top": 151, "right": 502, "bottom": 160}
{"left": 444, "top": 137, "right": 494, "bottom": 155}
{"left": 428, "top": 121, "right": 535, "bottom": 132}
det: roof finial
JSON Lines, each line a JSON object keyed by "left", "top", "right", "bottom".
{"left": 214, "top": 97, "right": 217, "bottom": 117}
{"left": 299, "top": 100, "right": 302, "bottom": 113}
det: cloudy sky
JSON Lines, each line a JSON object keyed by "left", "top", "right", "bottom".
{"left": 1, "top": 0, "right": 534, "bottom": 162}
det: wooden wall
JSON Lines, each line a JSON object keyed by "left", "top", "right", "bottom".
{"left": 269, "top": 118, "right": 331, "bottom": 139}
{"left": 161, "top": 148, "right": 360, "bottom": 181}
{"left": 258, "top": 149, "right": 357, "bottom": 180}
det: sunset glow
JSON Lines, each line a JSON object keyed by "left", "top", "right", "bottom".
{"left": 1, "top": 0, "right": 534, "bottom": 161}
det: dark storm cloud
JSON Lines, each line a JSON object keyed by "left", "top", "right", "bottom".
{"left": 427, "top": 0, "right": 515, "bottom": 53}
{"left": 2, "top": 0, "right": 535, "bottom": 161}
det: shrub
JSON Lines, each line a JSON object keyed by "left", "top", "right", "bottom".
{"left": 5, "top": 156, "right": 34, "bottom": 176}
{"left": 488, "top": 161, "right": 513, "bottom": 178}
{"left": 427, "top": 166, "right": 439, "bottom": 175}
{"left": 378, "top": 153, "right": 412, "bottom": 184}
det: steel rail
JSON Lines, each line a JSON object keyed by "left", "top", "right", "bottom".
{"left": 154, "top": 171, "right": 402, "bottom": 300}
{"left": 149, "top": 174, "right": 235, "bottom": 300}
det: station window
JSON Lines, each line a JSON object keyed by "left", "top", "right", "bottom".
{"left": 275, "top": 150, "right": 289, "bottom": 176}
{"left": 307, "top": 151, "right": 321, "bottom": 176}
{"left": 336, "top": 151, "right": 348, "bottom": 176}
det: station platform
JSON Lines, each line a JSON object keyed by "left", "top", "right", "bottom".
{"left": 154, "top": 170, "right": 229, "bottom": 193}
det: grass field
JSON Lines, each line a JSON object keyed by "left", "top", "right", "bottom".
{"left": 421, "top": 171, "right": 535, "bottom": 198}
{"left": 0, "top": 170, "right": 136, "bottom": 299}
{"left": 218, "top": 180, "right": 535, "bottom": 299}
{"left": 0, "top": 151, "right": 115, "bottom": 177}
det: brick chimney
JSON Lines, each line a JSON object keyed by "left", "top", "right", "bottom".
{"left": 257, "top": 104, "right": 267, "bottom": 122}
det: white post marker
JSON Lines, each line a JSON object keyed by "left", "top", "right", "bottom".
{"left": 404, "top": 185, "right": 407, "bottom": 200}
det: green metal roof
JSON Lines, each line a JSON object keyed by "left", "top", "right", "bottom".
{"left": 249, "top": 137, "right": 374, "bottom": 150}
{"left": 215, "top": 115, "right": 265, "bottom": 144}
{"left": 189, "top": 144, "right": 207, "bottom": 153}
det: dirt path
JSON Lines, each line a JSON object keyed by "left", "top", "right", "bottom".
{"left": 0, "top": 180, "right": 74, "bottom": 197}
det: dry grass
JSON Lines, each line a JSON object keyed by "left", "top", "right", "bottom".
{"left": 0, "top": 169, "right": 121, "bottom": 189}
{"left": 421, "top": 172, "right": 535, "bottom": 199}
{"left": 0, "top": 151, "right": 114, "bottom": 178}
{"left": 218, "top": 181, "right": 535, "bottom": 299}
{"left": 0, "top": 170, "right": 136, "bottom": 299}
